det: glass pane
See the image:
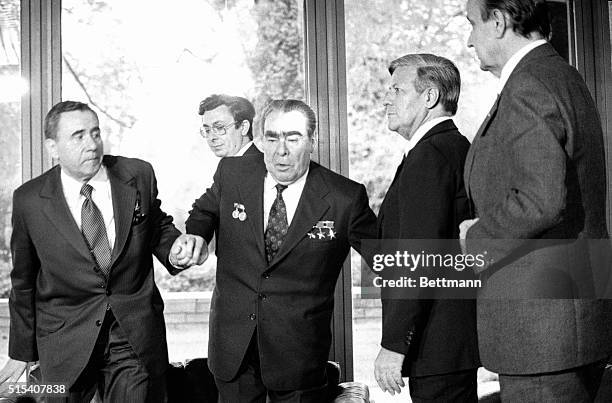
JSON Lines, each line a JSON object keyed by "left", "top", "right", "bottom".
{"left": 345, "top": 0, "right": 496, "bottom": 400}
{"left": 0, "top": 0, "right": 21, "bottom": 363}
{"left": 62, "top": 0, "right": 305, "bottom": 362}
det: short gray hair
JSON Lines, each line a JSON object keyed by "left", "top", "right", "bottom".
{"left": 388, "top": 54, "right": 461, "bottom": 115}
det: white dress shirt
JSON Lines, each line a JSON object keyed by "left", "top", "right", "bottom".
{"left": 263, "top": 169, "right": 309, "bottom": 229}
{"left": 497, "top": 39, "right": 547, "bottom": 94}
{"left": 61, "top": 166, "right": 116, "bottom": 249}
{"left": 404, "top": 116, "right": 453, "bottom": 156}
{"left": 234, "top": 141, "right": 254, "bottom": 157}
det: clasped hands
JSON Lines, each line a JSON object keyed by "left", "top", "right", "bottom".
{"left": 169, "top": 234, "right": 208, "bottom": 268}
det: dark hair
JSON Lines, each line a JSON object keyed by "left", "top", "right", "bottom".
{"left": 198, "top": 94, "right": 256, "bottom": 140}
{"left": 480, "top": 0, "right": 550, "bottom": 39}
{"left": 260, "top": 99, "right": 317, "bottom": 138}
{"left": 44, "top": 101, "right": 98, "bottom": 140}
{"left": 388, "top": 54, "right": 461, "bottom": 115}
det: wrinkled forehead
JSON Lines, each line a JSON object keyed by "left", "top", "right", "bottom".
{"left": 389, "top": 65, "right": 417, "bottom": 86}
{"left": 202, "top": 105, "right": 233, "bottom": 125}
{"left": 264, "top": 110, "right": 309, "bottom": 136}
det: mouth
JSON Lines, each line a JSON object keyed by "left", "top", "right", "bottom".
{"left": 274, "top": 163, "right": 292, "bottom": 171}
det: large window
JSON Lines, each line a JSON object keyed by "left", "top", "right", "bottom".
{"left": 0, "top": 0, "right": 21, "bottom": 298}
{"left": 344, "top": 0, "right": 494, "bottom": 400}
{"left": 0, "top": 0, "right": 20, "bottom": 367}
{"left": 61, "top": 0, "right": 305, "bottom": 361}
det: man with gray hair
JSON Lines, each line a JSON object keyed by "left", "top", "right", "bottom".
{"left": 374, "top": 54, "right": 479, "bottom": 402}
{"left": 186, "top": 99, "right": 377, "bottom": 402}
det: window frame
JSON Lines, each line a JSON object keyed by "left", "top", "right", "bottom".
{"left": 18, "top": 0, "right": 610, "bottom": 383}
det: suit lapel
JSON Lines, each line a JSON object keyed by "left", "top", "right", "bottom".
{"left": 465, "top": 95, "right": 500, "bottom": 204}
{"left": 40, "top": 167, "right": 94, "bottom": 262}
{"left": 268, "top": 163, "right": 330, "bottom": 268}
{"left": 105, "top": 160, "right": 137, "bottom": 266}
{"left": 238, "top": 159, "right": 267, "bottom": 261}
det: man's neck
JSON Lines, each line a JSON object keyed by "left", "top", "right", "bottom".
{"left": 494, "top": 34, "right": 544, "bottom": 78}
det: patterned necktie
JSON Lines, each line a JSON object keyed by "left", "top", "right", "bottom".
{"left": 81, "top": 183, "right": 112, "bottom": 277}
{"left": 264, "top": 184, "right": 288, "bottom": 263}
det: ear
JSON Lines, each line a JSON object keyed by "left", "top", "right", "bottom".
{"left": 424, "top": 87, "right": 440, "bottom": 110}
{"left": 240, "top": 120, "right": 250, "bottom": 137}
{"left": 44, "top": 138, "right": 59, "bottom": 160}
{"left": 491, "top": 8, "right": 508, "bottom": 38}
{"left": 309, "top": 131, "right": 317, "bottom": 153}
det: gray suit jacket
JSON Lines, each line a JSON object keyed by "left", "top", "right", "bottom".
{"left": 464, "top": 43, "right": 612, "bottom": 374}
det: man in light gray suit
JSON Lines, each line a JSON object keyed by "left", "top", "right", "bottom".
{"left": 462, "top": 0, "right": 612, "bottom": 401}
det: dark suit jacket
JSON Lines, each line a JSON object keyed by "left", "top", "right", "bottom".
{"left": 9, "top": 156, "right": 181, "bottom": 386}
{"left": 186, "top": 155, "right": 377, "bottom": 390}
{"left": 464, "top": 43, "right": 612, "bottom": 374}
{"left": 378, "top": 120, "right": 479, "bottom": 377}
{"left": 241, "top": 143, "right": 261, "bottom": 156}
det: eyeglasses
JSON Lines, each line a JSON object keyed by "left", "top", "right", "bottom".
{"left": 200, "top": 121, "right": 238, "bottom": 138}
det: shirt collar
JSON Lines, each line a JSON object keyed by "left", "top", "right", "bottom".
{"left": 234, "top": 141, "right": 254, "bottom": 157}
{"left": 265, "top": 166, "right": 310, "bottom": 191}
{"left": 60, "top": 164, "right": 108, "bottom": 196}
{"left": 498, "top": 39, "right": 547, "bottom": 94}
{"left": 404, "top": 116, "right": 452, "bottom": 156}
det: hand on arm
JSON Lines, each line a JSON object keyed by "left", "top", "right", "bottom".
{"left": 169, "top": 234, "right": 208, "bottom": 268}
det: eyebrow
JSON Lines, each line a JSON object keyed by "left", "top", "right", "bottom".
{"left": 264, "top": 130, "right": 304, "bottom": 137}
{"left": 71, "top": 127, "right": 99, "bottom": 137}
{"left": 203, "top": 121, "right": 227, "bottom": 127}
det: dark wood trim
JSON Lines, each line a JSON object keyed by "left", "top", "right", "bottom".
{"left": 303, "top": 0, "right": 353, "bottom": 381}
{"left": 20, "top": 0, "right": 61, "bottom": 181}
{"left": 592, "top": 0, "right": 612, "bottom": 232}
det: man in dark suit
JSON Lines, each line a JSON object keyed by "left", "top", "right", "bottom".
{"left": 463, "top": 0, "right": 612, "bottom": 401}
{"left": 0, "top": 101, "right": 206, "bottom": 402}
{"left": 198, "top": 94, "right": 261, "bottom": 157}
{"left": 186, "top": 99, "right": 377, "bottom": 402}
{"left": 373, "top": 54, "right": 479, "bottom": 402}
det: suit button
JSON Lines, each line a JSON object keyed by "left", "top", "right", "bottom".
{"left": 95, "top": 320, "right": 102, "bottom": 327}
{"left": 262, "top": 272, "right": 270, "bottom": 279}
{"left": 106, "top": 289, "right": 111, "bottom": 296}
{"left": 258, "top": 294, "right": 267, "bottom": 300}
{"left": 249, "top": 314, "right": 256, "bottom": 320}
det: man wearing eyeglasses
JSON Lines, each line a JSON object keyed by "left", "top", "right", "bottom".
{"left": 198, "top": 94, "right": 261, "bottom": 158}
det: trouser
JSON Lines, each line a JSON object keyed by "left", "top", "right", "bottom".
{"left": 48, "top": 309, "right": 166, "bottom": 403}
{"left": 214, "top": 331, "right": 327, "bottom": 403}
{"left": 498, "top": 359, "right": 607, "bottom": 403}
{"left": 408, "top": 368, "right": 478, "bottom": 403}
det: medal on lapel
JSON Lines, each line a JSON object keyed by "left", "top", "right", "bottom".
{"left": 307, "top": 220, "right": 335, "bottom": 239}
{"left": 232, "top": 203, "right": 247, "bottom": 221}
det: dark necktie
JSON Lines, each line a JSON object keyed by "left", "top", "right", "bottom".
{"left": 81, "top": 183, "right": 112, "bottom": 277}
{"left": 264, "top": 184, "right": 288, "bottom": 263}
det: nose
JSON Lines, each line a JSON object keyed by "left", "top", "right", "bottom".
{"left": 467, "top": 31, "right": 474, "bottom": 48}
{"left": 383, "top": 91, "right": 391, "bottom": 107}
{"left": 83, "top": 132, "right": 98, "bottom": 150}
{"left": 276, "top": 139, "right": 288, "bottom": 156}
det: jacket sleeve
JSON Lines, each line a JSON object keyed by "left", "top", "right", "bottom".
{"left": 146, "top": 163, "right": 182, "bottom": 275}
{"left": 8, "top": 188, "right": 40, "bottom": 362}
{"left": 466, "top": 76, "right": 567, "bottom": 272}
{"left": 381, "top": 144, "right": 459, "bottom": 355}
{"left": 185, "top": 160, "right": 223, "bottom": 243}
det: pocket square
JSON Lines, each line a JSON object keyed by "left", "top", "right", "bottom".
{"left": 132, "top": 191, "right": 147, "bottom": 224}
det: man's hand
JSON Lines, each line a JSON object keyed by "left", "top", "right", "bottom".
{"left": 169, "top": 234, "right": 208, "bottom": 268}
{"left": 0, "top": 359, "right": 28, "bottom": 396}
{"left": 374, "top": 347, "right": 405, "bottom": 396}
{"left": 459, "top": 218, "right": 479, "bottom": 254}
